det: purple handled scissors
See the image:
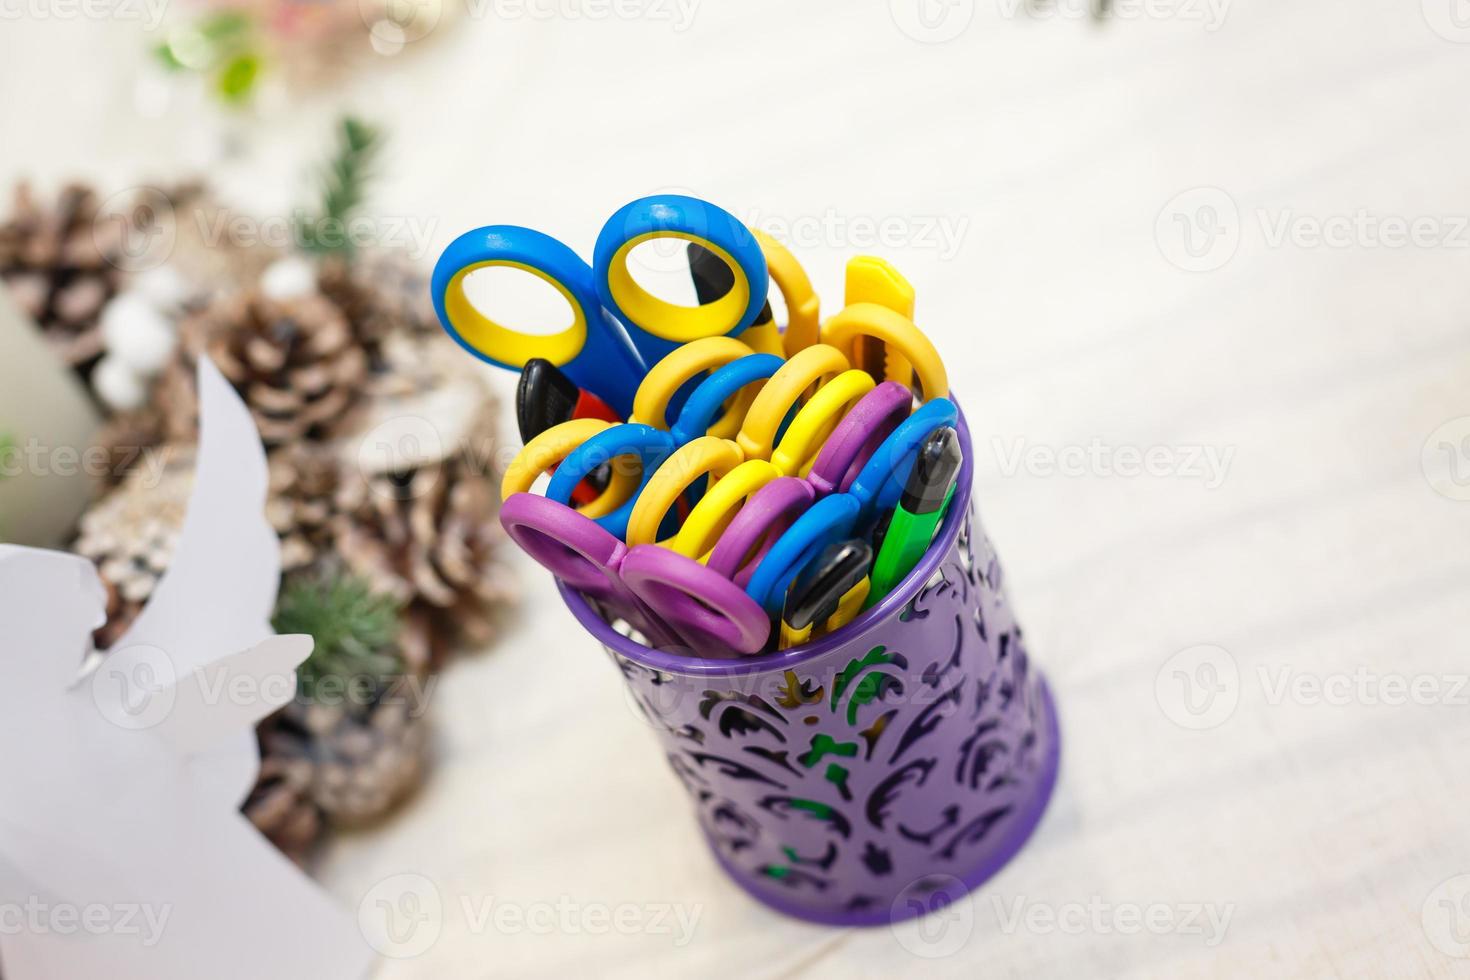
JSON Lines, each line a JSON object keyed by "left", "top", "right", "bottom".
{"left": 704, "top": 392, "right": 958, "bottom": 613}
{"left": 699, "top": 383, "right": 917, "bottom": 589}
{"left": 705, "top": 476, "right": 817, "bottom": 589}
{"left": 500, "top": 493, "right": 771, "bottom": 656}
{"left": 807, "top": 381, "right": 914, "bottom": 496}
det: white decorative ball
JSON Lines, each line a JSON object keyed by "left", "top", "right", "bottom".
{"left": 93, "top": 355, "right": 149, "bottom": 412}
{"left": 101, "top": 293, "right": 176, "bottom": 375}
{"left": 133, "top": 265, "right": 191, "bottom": 311}
{"left": 260, "top": 255, "right": 318, "bottom": 300}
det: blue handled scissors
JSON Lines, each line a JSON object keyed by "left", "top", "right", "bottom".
{"left": 547, "top": 355, "right": 840, "bottom": 542}
{"left": 432, "top": 195, "right": 769, "bottom": 419}
{"left": 742, "top": 397, "right": 958, "bottom": 612}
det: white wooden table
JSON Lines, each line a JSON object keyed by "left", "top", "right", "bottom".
{"left": 5, "top": 0, "right": 1470, "bottom": 974}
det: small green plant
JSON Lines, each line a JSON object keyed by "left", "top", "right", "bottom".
{"left": 295, "top": 117, "right": 384, "bottom": 258}
{"left": 272, "top": 571, "right": 403, "bottom": 697}
{"left": 153, "top": 12, "right": 263, "bottom": 105}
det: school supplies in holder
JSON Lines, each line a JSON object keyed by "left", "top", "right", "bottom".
{"left": 435, "top": 197, "right": 1059, "bottom": 924}
{"left": 559, "top": 408, "right": 1060, "bottom": 926}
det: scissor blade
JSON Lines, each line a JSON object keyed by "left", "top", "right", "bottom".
{"left": 688, "top": 242, "right": 774, "bottom": 325}
{"left": 516, "top": 358, "right": 582, "bottom": 444}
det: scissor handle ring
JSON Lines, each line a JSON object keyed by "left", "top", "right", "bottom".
{"left": 808, "top": 381, "right": 914, "bottom": 496}
{"left": 821, "top": 302, "right": 949, "bottom": 401}
{"left": 501, "top": 419, "right": 639, "bottom": 521}
{"left": 673, "top": 458, "right": 782, "bottom": 560}
{"left": 499, "top": 492, "right": 626, "bottom": 594}
{"left": 626, "top": 437, "right": 744, "bottom": 547}
{"left": 669, "top": 353, "right": 784, "bottom": 446}
{"left": 848, "top": 398, "right": 959, "bottom": 525}
{"left": 736, "top": 320, "right": 784, "bottom": 356}
{"left": 432, "top": 226, "right": 597, "bottom": 370}
{"left": 706, "top": 476, "right": 816, "bottom": 586}
{"left": 752, "top": 230, "right": 821, "bottom": 357}
{"left": 548, "top": 423, "right": 678, "bottom": 538}
{"left": 770, "top": 369, "right": 876, "bottom": 478}
{"left": 596, "top": 195, "right": 769, "bottom": 343}
{"left": 620, "top": 546, "right": 771, "bottom": 656}
{"left": 632, "top": 336, "right": 755, "bottom": 430}
{"left": 745, "top": 494, "right": 861, "bottom": 614}
{"left": 735, "top": 343, "right": 851, "bottom": 462}
{"left": 501, "top": 493, "right": 684, "bottom": 649}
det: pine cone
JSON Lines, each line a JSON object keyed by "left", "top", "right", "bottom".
{"left": 0, "top": 182, "right": 127, "bottom": 379}
{"left": 91, "top": 404, "right": 167, "bottom": 489}
{"left": 72, "top": 447, "right": 195, "bottom": 646}
{"left": 171, "top": 290, "right": 369, "bottom": 447}
{"left": 317, "top": 251, "right": 438, "bottom": 350}
{"left": 243, "top": 749, "right": 326, "bottom": 866}
{"left": 159, "top": 182, "right": 282, "bottom": 298}
{"left": 316, "top": 329, "right": 515, "bottom": 667}
{"left": 256, "top": 678, "right": 430, "bottom": 832}
{"left": 333, "top": 456, "right": 516, "bottom": 665}
{"left": 266, "top": 444, "right": 344, "bottom": 572}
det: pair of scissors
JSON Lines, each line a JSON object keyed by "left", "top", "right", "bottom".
{"left": 500, "top": 493, "right": 770, "bottom": 656}
{"left": 688, "top": 230, "right": 821, "bottom": 359}
{"left": 622, "top": 350, "right": 878, "bottom": 548}
{"left": 821, "top": 257, "right": 949, "bottom": 403}
{"left": 680, "top": 381, "right": 910, "bottom": 583}
{"left": 737, "top": 396, "right": 958, "bottom": 613}
{"left": 516, "top": 358, "right": 621, "bottom": 506}
{"left": 516, "top": 358, "right": 621, "bottom": 440}
{"left": 779, "top": 538, "right": 873, "bottom": 650}
{"left": 843, "top": 256, "right": 915, "bottom": 387}
{"left": 543, "top": 343, "right": 862, "bottom": 543}
{"left": 432, "top": 195, "right": 769, "bottom": 419}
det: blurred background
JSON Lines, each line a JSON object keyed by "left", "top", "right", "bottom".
{"left": 3, "top": 0, "right": 1470, "bottom": 976}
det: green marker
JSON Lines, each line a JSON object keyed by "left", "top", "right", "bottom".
{"left": 867, "top": 427, "right": 963, "bottom": 603}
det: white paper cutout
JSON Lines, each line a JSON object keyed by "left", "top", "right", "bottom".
{"left": 0, "top": 358, "right": 373, "bottom": 980}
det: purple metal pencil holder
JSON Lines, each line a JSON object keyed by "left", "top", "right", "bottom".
{"left": 558, "top": 409, "right": 1060, "bottom": 926}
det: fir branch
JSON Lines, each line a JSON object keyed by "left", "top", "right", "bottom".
{"left": 273, "top": 570, "right": 403, "bottom": 697}
{"left": 296, "top": 117, "right": 384, "bottom": 258}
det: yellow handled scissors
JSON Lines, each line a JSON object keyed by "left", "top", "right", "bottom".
{"left": 821, "top": 302, "right": 948, "bottom": 402}
{"left": 688, "top": 230, "right": 820, "bottom": 359}
{"left": 630, "top": 363, "right": 872, "bottom": 551}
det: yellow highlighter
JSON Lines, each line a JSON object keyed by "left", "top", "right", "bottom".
{"left": 778, "top": 539, "right": 874, "bottom": 650}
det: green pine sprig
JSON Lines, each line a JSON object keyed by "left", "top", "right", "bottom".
{"left": 272, "top": 571, "right": 403, "bottom": 698}
{"left": 296, "top": 117, "right": 384, "bottom": 258}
